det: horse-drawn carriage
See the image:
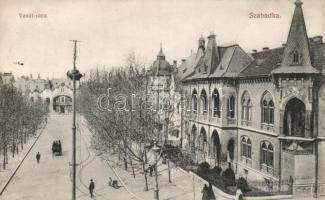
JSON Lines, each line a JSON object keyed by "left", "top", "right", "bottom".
{"left": 52, "top": 140, "right": 62, "bottom": 156}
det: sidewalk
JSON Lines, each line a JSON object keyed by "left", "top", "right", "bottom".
{"left": 103, "top": 152, "right": 310, "bottom": 200}
{"left": 103, "top": 152, "right": 211, "bottom": 200}
{"left": 0, "top": 123, "right": 46, "bottom": 195}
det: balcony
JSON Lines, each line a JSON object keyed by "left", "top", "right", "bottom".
{"left": 261, "top": 164, "right": 274, "bottom": 175}
{"left": 241, "top": 156, "right": 252, "bottom": 167}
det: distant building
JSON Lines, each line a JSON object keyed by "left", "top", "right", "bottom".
{"left": 179, "top": 0, "right": 325, "bottom": 198}
{"left": 0, "top": 72, "right": 15, "bottom": 85}
{"left": 14, "top": 74, "right": 73, "bottom": 114}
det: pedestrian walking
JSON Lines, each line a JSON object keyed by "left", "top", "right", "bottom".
{"left": 58, "top": 140, "right": 62, "bottom": 155}
{"left": 36, "top": 152, "right": 41, "bottom": 163}
{"left": 89, "top": 179, "right": 95, "bottom": 198}
{"left": 108, "top": 177, "right": 112, "bottom": 186}
{"left": 202, "top": 184, "right": 209, "bottom": 200}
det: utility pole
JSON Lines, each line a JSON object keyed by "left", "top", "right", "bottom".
{"left": 67, "top": 40, "right": 83, "bottom": 200}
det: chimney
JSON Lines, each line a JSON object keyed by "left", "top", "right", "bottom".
{"left": 173, "top": 60, "right": 177, "bottom": 67}
{"left": 262, "top": 47, "right": 269, "bottom": 51}
{"left": 282, "top": 43, "right": 286, "bottom": 47}
{"left": 313, "top": 36, "right": 323, "bottom": 43}
{"left": 181, "top": 59, "right": 186, "bottom": 64}
{"left": 252, "top": 49, "right": 257, "bottom": 53}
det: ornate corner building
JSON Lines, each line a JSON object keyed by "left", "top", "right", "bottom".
{"left": 178, "top": 0, "right": 325, "bottom": 197}
{"left": 147, "top": 47, "right": 182, "bottom": 145}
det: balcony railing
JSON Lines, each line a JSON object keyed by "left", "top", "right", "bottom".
{"left": 261, "top": 164, "right": 274, "bottom": 175}
{"left": 241, "top": 156, "right": 252, "bottom": 166}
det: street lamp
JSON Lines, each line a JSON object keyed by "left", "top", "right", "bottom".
{"left": 66, "top": 40, "right": 83, "bottom": 200}
{"left": 152, "top": 140, "right": 161, "bottom": 200}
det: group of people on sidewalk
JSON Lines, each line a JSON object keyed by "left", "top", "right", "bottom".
{"left": 87, "top": 177, "right": 120, "bottom": 198}
{"left": 201, "top": 182, "right": 243, "bottom": 200}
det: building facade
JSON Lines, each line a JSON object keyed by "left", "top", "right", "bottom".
{"left": 179, "top": 0, "right": 325, "bottom": 197}
{"left": 14, "top": 75, "right": 73, "bottom": 114}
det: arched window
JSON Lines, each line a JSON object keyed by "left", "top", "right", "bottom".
{"left": 211, "top": 130, "right": 221, "bottom": 166}
{"left": 241, "top": 136, "right": 252, "bottom": 165}
{"left": 212, "top": 89, "right": 220, "bottom": 117}
{"left": 241, "top": 91, "right": 252, "bottom": 125}
{"left": 200, "top": 89, "right": 208, "bottom": 114}
{"left": 199, "top": 128, "right": 207, "bottom": 153}
{"left": 261, "top": 92, "right": 275, "bottom": 127}
{"left": 269, "top": 101, "right": 274, "bottom": 124}
{"left": 284, "top": 98, "right": 306, "bottom": 137}
{"left": 191, "top": 125, "right": 197, "bottom": 150}
{"left": 227, "top": 95, "right": 235, "bottom": 119}
{"left": 260, "top": 141, "right": 274, "bottom": 174}
{"left": 192, "top": 90, "right": 198, "bottom": 112}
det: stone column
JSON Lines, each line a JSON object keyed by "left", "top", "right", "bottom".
{"left": 279, "top": 110, "right": 285, "bottom": 136}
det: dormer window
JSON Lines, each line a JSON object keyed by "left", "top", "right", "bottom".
{"left": 292, "top": 50, "right": 301, "bottom": 65}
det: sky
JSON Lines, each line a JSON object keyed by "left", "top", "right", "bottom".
{"left": 0, "top": 0, "right": 324, "bottom": 79}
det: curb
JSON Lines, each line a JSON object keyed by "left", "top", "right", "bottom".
{"left": 0, "top": 122, "right": 47, "bottom": 196}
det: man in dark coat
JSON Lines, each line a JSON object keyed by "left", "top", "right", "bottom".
{"left": 202, "top": 184, "right": 209, "bottom": 200}
{"left": 89, "top": 179, "right": 95, "bottom": 198}
{"left": 58, "top": 140, "right": 62, "bottom": 155}
{"left": 36, "top": 152, "right": 41, "bottom": 163}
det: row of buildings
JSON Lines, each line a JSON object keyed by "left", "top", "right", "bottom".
{"left": 147, "top": 0, "right": 324, "bottom": 198}
{"left": 2, "top": 0, "right": 324, "bottom": 198}
{"left": 0, "top": 73, "right": 73, "bottom": 114}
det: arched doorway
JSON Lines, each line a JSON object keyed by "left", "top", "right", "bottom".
{"left": 53, "top": 95, "right": 72, "bottom": 114}
{"left": 191, "top": 125, "right": 197, "bottom": 152}
{"left": 211, "top": 130, "right": 221, "bottom": 166}
{"left": 284, "top": 98, "right": 306, "bottom": 137}
{"left": 198, "top": 127, "right": 207, "bottom": 161}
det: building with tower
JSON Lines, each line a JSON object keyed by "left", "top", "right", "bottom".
{"left": 178, "top": 0, "right": 325, "bottom": 197}
{"left": 147, "top": 46, "right": 182, "bottom": 145}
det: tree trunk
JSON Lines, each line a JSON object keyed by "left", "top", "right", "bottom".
{"left": 124, "top": 157, "right": 128, "bottom": 170}
{"left": 5, "top": 146, "right": 8, "bottom": 164}
{"left": 12, "top": 142, "right": 15, "bottom": 158}
{"left": 21, "top": 136, "right": 23, "bottom": 150}
{"left": 142, "top": 161, "right": 148, "bottom": 191}
{"left": 144, "top": 148, "right": 148, "bottom": 164}
{"left": 168, "top": 159, "right": 171, "bottom": 183}
{"left": 130, "top": 157, "right": 135, "bottom": 178}
{"left": 3, "top": 146, "right": 6, "bottom": 170}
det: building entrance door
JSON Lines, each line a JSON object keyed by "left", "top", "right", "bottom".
{"left": 60, "top": 106, "right": 65, "bottom": 113}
